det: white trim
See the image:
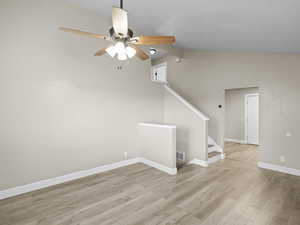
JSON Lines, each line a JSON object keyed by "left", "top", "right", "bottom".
{"left": 189, "top": 154, "right": 225, "bottom": 167}
{"left": 0, "top": 157, "right": 178, "bottom": 200}
{"left": 188, "top": 159, "right": 208, "bottom": 167}
{"left": 208, "top": 145, "right": 224, "bottom": 153}
{"left": 164, "top": 85, "right": 210, "bottom": 121}
{"left": 208, "top": 136, "right": 223, "bottom": 153}
{"left": 138, "top": 122, "right": 176, "bottom": 129}
{"left": 224, "top": 138, "right": 246, "bottom": 144}
{"left": 0, "top": 158, "right": 140, "bottom": 200}
{"left": 258, "top": 162, "right": 300, "bottom": 177}
{"left": 245, "top": 93, "right": 259, "bottom": 145}
{"left": 208, "top": 146, "right": 216, "bottom": 153}
{"left": 208, "top": 153, "right": 225, "bottom": 164}
{"left": 208, "top": 136, "right": 216, "bottom": 146}
{"left": 140, "top": 158, "right": 177, "bottom": 175}
{"left": 221, "top": 153, "right": 225, "bottom": 160}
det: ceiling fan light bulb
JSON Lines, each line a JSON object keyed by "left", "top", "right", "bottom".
{"left": 114, "top": 41, "right": 126, "bottom": 55}
{"left": 106, "top": 46, "right": 116, "bottom": 57}
{"left": 126, "top": 46, "right": 136, "bottom": 58}
{"left": 117, "top": 53, "right": 127, "bottom": 61}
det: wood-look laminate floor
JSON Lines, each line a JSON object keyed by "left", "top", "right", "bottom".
{"left": 1, "top": 142, "right": 300, "bottom": 225}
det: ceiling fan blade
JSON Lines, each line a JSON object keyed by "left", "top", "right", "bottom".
{"left": 94, "top": 48, "right": 107, "bottom": 56}
{"left": 129, "top": 45, "right": 149, "bottom": 60}
{"left": 133, "top": 36, "right": 176, "bottom": 45}
{"left": 59, "top": 27, "right": 109, "bottom": 40}
{"left": 112, "top": 7, "right": 128, "bottom": 37}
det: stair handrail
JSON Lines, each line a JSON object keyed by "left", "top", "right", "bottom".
{"left": 164, "top": 85, "right": 210, "bottom": 121}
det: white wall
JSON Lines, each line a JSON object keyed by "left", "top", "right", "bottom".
{"left": 163, "top": 50, "right": 300, "bottom": 170}
{"left": 225, "top": 87, "right": 259, "bottom": 141}
{"left": 0, "top": 0, "right": 164, "bottom": 190}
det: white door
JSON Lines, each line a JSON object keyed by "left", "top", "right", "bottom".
{"left": 245, "top": 94, "right": 259, "bottom": 145}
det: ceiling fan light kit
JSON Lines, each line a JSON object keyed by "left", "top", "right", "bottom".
{"left": 126, "top": 46, "right": 136, "bottom": 58}
{"left": 106, "top": 45, "right": 117, "bottom": 58}
{"left": 59, "top": 0, "right": 175, "bottom": 61}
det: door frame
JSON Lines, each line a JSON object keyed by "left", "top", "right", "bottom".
{"left": 244, "top": 93, "right": 259, "bottom": 145}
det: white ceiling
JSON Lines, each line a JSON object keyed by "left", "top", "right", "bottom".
{"left": 67, "top": 0, "right": 300, "bottom": 53}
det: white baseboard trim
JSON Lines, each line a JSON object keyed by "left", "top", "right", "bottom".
{"left": 208, "top": 153, "right": 225, "bottom": 164}
{"left": 140, "top": 158, "right": 177, "bottom": 175}
{"left": 189, "top": 159, "right": 208, "bottom": 167}
{"left": 0, "top": 157, "right": 178, "bottom": 200}
{"left": 258, "top": 162, "right": 300, "bottom": 177}
{"left": 0, "top": 158, "right": 140, "bottom": 200}
{"left": 208, "top": 145, "right": 224, "bottom": 153}
{"left": 224, "top": 138, "right": 246, "bottom": 144}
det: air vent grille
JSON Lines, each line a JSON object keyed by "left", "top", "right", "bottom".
{"left": 176, "top": 152, "right": 185, "bottom": 161}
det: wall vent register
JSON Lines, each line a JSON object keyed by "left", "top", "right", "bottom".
{"left": 176, "top": 152, "right": 185, "bottom": 161}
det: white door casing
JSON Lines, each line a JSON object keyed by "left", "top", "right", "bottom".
{"left": 245, "top": 94, "right": 259, "bottom": 145}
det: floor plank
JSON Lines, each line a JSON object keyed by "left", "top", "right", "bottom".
{"left": 1, "top": 142, "right": 300, "bottom": 225}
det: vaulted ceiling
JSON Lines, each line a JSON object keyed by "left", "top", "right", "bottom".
{"left": 67, "top": 0, "right": 300, "bottom": 53}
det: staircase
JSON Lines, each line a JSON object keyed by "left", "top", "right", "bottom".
{"left": 207, "top": 136, "right": 225, "bottom": 164}
{"left": 164, "top": 85, "right": 225, "bottom": 167}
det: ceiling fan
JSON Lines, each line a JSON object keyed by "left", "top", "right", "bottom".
{"left": 59, "top": 0, "right": 176, "bottom": 61}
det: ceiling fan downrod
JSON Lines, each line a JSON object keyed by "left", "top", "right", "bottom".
{"left": 120, "top": 0, "right": 123, "bottom": 9}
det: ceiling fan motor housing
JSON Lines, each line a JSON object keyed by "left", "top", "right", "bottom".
{"left": 109, "top": 27, "right": 133, "bottom": 40}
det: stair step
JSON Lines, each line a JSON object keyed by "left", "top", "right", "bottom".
{"left": 208, "top": 151, "right": 222, "bottom": 158}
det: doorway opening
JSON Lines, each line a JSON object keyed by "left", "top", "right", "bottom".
{"left": 224, "top": 87, "right": 260, "bottom": 163}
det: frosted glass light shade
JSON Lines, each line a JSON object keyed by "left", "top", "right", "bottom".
{"left": 114, "top": 42, "right": 126, "bottom": 55}
{"left": 106, "top": 46, "right": 116, "bottom": 57}
{"left": 126, "top": 46, "right": 136, "bottom": 58}
{"left": 117, "top": 53, "right": 127, "bottom": 61}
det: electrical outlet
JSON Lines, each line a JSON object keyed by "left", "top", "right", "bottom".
{"left": 280, "top": 155, "right": 285, "bottom": 163}
{"left": 124, "top": 152, "right": 128, "bottom": 160}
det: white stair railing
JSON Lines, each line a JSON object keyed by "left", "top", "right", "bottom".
{"left": 163, "top": 85, "right": 210, "bottom": 165}
{"left": 164, "top": 85, "right": 209, "bottom": 121}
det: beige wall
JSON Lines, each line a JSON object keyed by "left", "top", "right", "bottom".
{"left": 163, "top": 50, "right": 300, "bottom": 170}
{"left": 225, "top": 87, "right": 259, "bottom": 141}
{"left": 2, "top": 0, "right": 300, "bottom": 191}
{"left": 163, "top": 88, "right": 208, "bottom": 161}
{"left": 138, "top": 123, "right": 176, "bottom": 169}
{"left": 0, "top": 0, "right": 164, "bottom": 190}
